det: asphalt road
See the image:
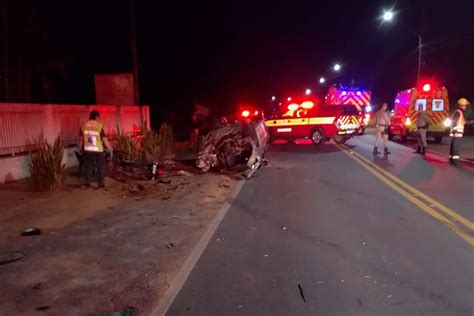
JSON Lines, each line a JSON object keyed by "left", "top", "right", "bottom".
{"left": 166, "top": 135, "right": 474, "bottom": 316}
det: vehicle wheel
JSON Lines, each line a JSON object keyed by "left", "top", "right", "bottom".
{"left": 357, "top": 127, "right": 365, "bottom": 135}
{"left": 434, "top": 136, "right": 442, "bottom": 143}
{"left": 311, "top": 128, "right": 325, "bottom": 145}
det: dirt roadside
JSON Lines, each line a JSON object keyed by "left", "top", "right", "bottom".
{"left": 0, "top": 171, "right": 238, "bottom": 316}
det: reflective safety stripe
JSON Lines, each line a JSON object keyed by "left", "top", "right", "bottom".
{"left": 83, "top": 130, "right": 100, "bottom": 136}
{"left": 451, "top": 155, "right": 460, "bottom": 160}
{"left": 307, "top": 117, "right": 336, "bottom": 124}
{"left": 84, "top": 145, "right": 100, "bottom": 152}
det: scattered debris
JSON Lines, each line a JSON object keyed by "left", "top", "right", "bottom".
{"left": 400, "top": 216, "right": 406, "bottom": 220}
{"left": 364, "top": 275, "right": 370, "bottom": 279}
{"left": 208, "top": 194, "right": 216, "bottom": 198}
{"left": 281, "top": 226, "right": 287, "bottom": 230}
{"left": 0, "top": 252, "right": 24, "bottom": 265}
{"left": 316, "top": 281, "right": 324, "bottom": 285}
{"left": 21, "top": 227, "right": 41, "bottom": 236}
{"left": 121, "top": 195, "right": 127, "bottom": 199}
{"left": 218, "top": 182, "right": 231, "bottom": 189}
{"left": 157, "top": 178, "right": 171, "bottom": 184}
{"left": 166, "top": 185, "right": 179, "bottom": 191}
{"left": 298, "top": 284, "right": 307, "bottom": 303}
{"left": 264, "top": 254, "right": 269, "bottom": 257}
{"left": 165, "top": 242, "right": 175, "bottom": 249}
{"left": 163, "top": 160, "right": 176, "bottom": 167}
{"left": 357, "top": 298, "right": 364, "bottom": 306}
{"left": 129, "top": 184, "right": 145, "bottom": 194}
{"left": 177, "top": 170, "right": 193, "bottom": 177}
{"left": 36, "top": 306, "right": 50, "bottom": 311}
{"left": 387, "top": 295, "right": 393, "bottom": 298}
{"left": 238, "top": 304, "right": 243, "bottom": 309}
{"left": 341, "top": 280, "right": 344, "bottom": 283}
{"left": 162, "top": 196, "right": 170, "bottom": 201}
{"left": 362, "top": 241, "right": 367, "bottom": 245}
{"left": 33, "top": 283, "right": 42, "bottom": 290}
{"left": 189, "top": 210, "right": 196, "bottom": 216}
{"left": 87, "top": 308, "right": 137, "bottom": 316}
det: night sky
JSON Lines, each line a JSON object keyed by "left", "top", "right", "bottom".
{"left": 2, "top": 0, "right": 474, "bottom": 127}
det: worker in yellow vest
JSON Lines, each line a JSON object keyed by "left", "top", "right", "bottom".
{"left": 79, "top": 110, "right": 113, "bottom": 188}
{"left": 449, "top": 98, "right": 469, "bottom": 165}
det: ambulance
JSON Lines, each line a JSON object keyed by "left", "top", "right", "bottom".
{"left": 325, "top": 85, "right": 372, "bottom": 134}
{"left": 265, "top": 98, "right": 361, "bottom": 145}
{"left": 388, "top": 83, "right": 450, "bottom": 143}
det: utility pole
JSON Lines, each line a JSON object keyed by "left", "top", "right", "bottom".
{"left": 130, "top": 0, "right": 140, "bottom": 105}
{"left": 2, "top": 8, "right": 8, "bottom": 101}
{"left": 417, "top": 35, "right": 422, "bottom": 85}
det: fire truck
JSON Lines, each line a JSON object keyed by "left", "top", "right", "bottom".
{"left": 325, "top": 85, "right": 372, "bottom": 134}
{"left": 388, "top": 83, "right": 450, "bottom": 143}
{"left": 265, "top": 99, "right": 361, "bottom": 145}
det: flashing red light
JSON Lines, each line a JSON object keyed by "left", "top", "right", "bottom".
{"left": 287, "top": 103, "right": 299, "bottom": 111}
{"left": 241, "top": 110, "right": 250, "bottom": 117}
{"left": 422, "top": 83, "right": 431, "bottom": 92}
{"left": 254, "top": 110, "right": 259, "bottom": 115}
{"left": 300, "top": 101, "right": 315, "bottom": 109}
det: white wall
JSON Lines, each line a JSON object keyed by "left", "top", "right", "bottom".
{"left": 0, "top": 147, "right": 79, "bottom": 184}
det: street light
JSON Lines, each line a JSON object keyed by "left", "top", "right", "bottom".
{"left": 382, "top": 10, "right": 394, "bottom": 22}
{"left": 305, "top": 88, "right": 312, "bottom": 95}
{"left": 333, "top": 64, "right": 341, "bottom": 72}
{"left": 380, "top": 9, "right": 422, "bottom": 84}
{"left": 319, "top": 77, "right": 326, "bottom": 84}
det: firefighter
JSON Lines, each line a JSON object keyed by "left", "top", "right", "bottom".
{"left": 449, "top": 98, "right": 470, "bottom": 165}
{"left": 414, "top": 107, "right": 431, "bottom": 156}
{"left": 79, "top": 110, "right": 113, "bottom": 189}
{"left": 373, "top": 102, "right": 391, "bottom": 155}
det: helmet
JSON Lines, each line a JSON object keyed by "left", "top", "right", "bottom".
{"left": 457, "top": 98, "right": 470, "bottom": 106}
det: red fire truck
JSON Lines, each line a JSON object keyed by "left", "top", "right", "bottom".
{"left": 265, "top": 99, "right": 361, "bottom": 145}
{"left": 325, "top": 85, "right": 372, "bottom": 134}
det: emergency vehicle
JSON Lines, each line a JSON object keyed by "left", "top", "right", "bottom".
{"left": 388, "top": 83, "right": 450, "bottom": 143}
{"left": 325, "top": 85, "right": 372, "bottom": 134}
{"left": 265, "top": 99, "right": 361, "bottom": 145}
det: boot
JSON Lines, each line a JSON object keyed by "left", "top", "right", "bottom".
{"left": 384, "top": 148, "right": 391, "bottom": 155}
{"left": 413, "top": 146, "right": 421, "bottom": 154}
{"left": 421, "top": 147, "right": 426, "bottom": 156}
{"left": 373, "top": 147, "right": 380, "bottom": 155}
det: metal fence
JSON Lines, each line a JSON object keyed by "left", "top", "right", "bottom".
{"left": 0, "top": 103, "right": 150, "bottom": 156}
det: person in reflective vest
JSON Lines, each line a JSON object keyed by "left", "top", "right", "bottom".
{"left": 79, "top": 110, "right": 113, "bottom": 188}
{"left": 449, "top": 98, "right": 469, "bottom": 165}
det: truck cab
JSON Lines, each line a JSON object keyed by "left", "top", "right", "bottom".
{"left": 265, "top": 99, "right": 360, "bottom": 145}
{"left": 389, "top": 83, "right": 450, "bottom": 143}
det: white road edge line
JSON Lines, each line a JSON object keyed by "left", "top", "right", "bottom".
{"left": 150, "top": 180, "right": 246, "bottom": 316}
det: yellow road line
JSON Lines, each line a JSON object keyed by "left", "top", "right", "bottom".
{"left": 340, "top": 144, "right": 474, "bottom": 232}
{"left": 336, "top": 144, "right": 474, "bottom": 246}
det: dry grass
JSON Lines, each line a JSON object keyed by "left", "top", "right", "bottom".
{"left": 27, "top": 135, "right": 66, "bottom": 191}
